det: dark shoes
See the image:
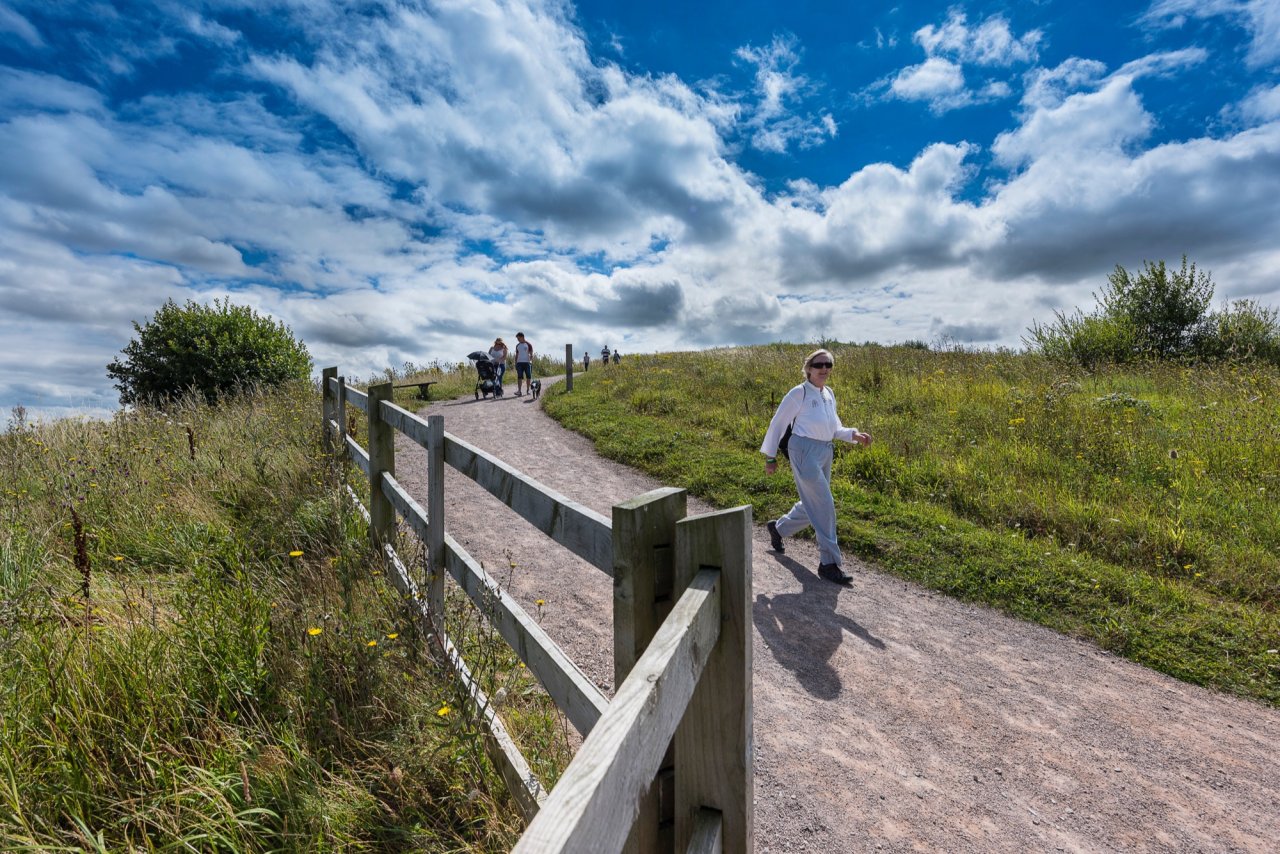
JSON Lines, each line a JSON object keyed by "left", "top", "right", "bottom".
{"left": 767, "top": 521, "right": 784, "bottom": 552}
{"left": 818, "top": 563, "right": 853, "bottom": 585}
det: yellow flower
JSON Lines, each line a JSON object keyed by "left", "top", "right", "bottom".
{"left": 307, "top": 627, "right": 323, "bottom": 636}
{"left": 437, "top": 705, "right": 451, "bottom": 717}
{"left": 536, "top": 599, "right": 545, "bottom": 606}
{"left": 367, "top": 640, "right": 377, "bottom": 647}
{"left": 289, "top": 550, "right": 303, "bottom": 557}
{"left": 112, "top": 555, "right": 124, "bottom": 562}
{"left": 386, "top": 633, "right": 399, "bottom": 640}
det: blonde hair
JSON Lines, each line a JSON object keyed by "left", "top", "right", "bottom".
{"left": 803, "top": 348, "right": 834, "bottom": 381}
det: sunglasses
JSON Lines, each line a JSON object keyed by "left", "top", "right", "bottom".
{"left": 809, "top": 361, "right": 833, "bottom": 369}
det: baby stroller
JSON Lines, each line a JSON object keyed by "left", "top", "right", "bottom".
{"left": 468, "top": 351, "right": 504, "bottom": 399}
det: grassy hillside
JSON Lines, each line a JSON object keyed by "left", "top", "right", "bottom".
{"left": 0, "top": 384, "right": 562, "bottom": 851}
{"left": 544, "top": 344, "right": 1280, "bottom": 705}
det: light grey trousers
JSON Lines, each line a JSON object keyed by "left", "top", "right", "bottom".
{"left": 775, "top": 435, "right": 841, "bottom": 566}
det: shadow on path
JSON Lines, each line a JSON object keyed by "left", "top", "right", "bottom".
{"left": 754, "top": 554, "right": 885, "bottom": 700}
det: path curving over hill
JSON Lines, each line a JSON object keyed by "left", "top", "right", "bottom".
{"left": 393, "top": 382, "right": 1280, "bottom": 852}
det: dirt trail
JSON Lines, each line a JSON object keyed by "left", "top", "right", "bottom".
{"left": 393, "top": 382, "right": 1280, "bottom": 853}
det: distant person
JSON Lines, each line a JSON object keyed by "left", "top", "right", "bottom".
{"left": 513, "top": 331, "right": 535, "bottom": 396}
{"left": 601, "top": 345, "right": 610, "bottom": 365}
{"left": 488, "top": 337, "right": 508, "bottom": 386}
{"left": 760, "top": 349, "right": 872, "bottom": 585}
{"left": 582, "top": 351, "right": 590, "bottom": 371}
{"left": 612, "top": 350, "right": 621, "bottom": 364}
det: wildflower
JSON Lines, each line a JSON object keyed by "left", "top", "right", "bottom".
{"left": 307, "top": 627, "right": 323, "bottom": 636}
{"left": 289, "top": 550, "right": 303, "bottom": 557}
{"left": 1008, "top": 417, "right": 1025, "bottom": 426}
{"left": 386, "top": 633, "right": 398, "bottom": 640}
{"left": 367, "top": 640, "right": 377, "bottom": 647}
{"left": 437, "top": 705, "right": 451, "bottom": 717}
{"left": 536, "top": 599, "right": 545, "bottom": 607}
{"left": 112, "top": 555, "right": 124, "bottom": 562}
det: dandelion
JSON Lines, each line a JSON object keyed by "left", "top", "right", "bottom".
{"left": 386, "top": 633, "right": 399, "bottom": 640}
{"left": 367, "top": 640, "right": 377, "bottom": 647}
{"left": 112, "top": 555, "right": 124, "bottom": 562}
{"left": 307, "top": 627, "right": 323, "bottom": 636}
{"left": 536, "top": 598, "right": 545, "bottom": 607}
{"left": 437, "top": 705, "right": 451, "bottom": 717}
{"left": 289, "top": 550, "right": 303, "bottom": 557}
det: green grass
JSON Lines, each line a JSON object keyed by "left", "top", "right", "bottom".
{"left": 0, "top": 383, "right": 565, "bottom": 851}
{"left": 543, "top": 344, "right": 1280, "bottom": 706}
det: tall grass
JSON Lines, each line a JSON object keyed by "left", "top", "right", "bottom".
{"left": 543, "top": 344, "right": 1280, "bottom": 705}
{"left": 0, "top": 384, "right": 554, "bottom": 850}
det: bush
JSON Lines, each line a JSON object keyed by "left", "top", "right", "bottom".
{"left": 107, "top": 298, "right": 311, "bottom": 406}
{"left": 1097, "top": 256, "right": 1213, "bottom": 358}
{"left": 1190, "top": 299, "right": 1280, "bottom": 364}
{"left": 1025, "top": 310, "right": 1138, "bottom": 368}
{"left": 1027, "top": 255, "right": 1229, "bottom": 367}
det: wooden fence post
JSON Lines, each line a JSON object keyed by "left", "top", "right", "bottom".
{"left": 321, "top": 366, "right": 337, "bottom": 451}
{"left": 427, "top": 414, "right": 446, "bottom": 633}
{"left": 673, "top": 505, "right": 753, "bottom": 853}
{"left": 566, "top": 343, "right": 574, "bottom": 392}
{"left": 613, "top": 487, "right": 687, "bottom": 854}
{"left": 336, "top": 376, "right": 348, "bottom": 453}
{"left": 366, "top": 382, "right": 395, "bottom": 548}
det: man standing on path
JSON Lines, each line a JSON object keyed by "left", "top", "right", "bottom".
{"left": 513, "top": 331, "right": 535, "bottom": 396}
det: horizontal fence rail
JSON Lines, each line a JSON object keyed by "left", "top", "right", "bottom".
{"left": 441, "top": 430, "right": 614, "bottom": 574}
{"left": 320, "top": 369, "right": 752, "bottom": 852}
{"left": 381, "top": 543, "right": 546, "bottom": 819}
{"left": 513, "top": 569, "right": 720, "bottom": 852}
{"left": 442, "top": 533, "right": 610, "bottom": 738}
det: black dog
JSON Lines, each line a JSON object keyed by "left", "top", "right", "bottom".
{"left": 529, "top": 379, "right": 542, "bottom": 400}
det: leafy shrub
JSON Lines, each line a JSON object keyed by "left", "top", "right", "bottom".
{"left": 1025, "top": 310, "right": 1138, "bottom": 368}
{"left": 1189, "top": 299, "right": 1280, "bottom": 364}
{"left": 1027, "top": 256, "right": 1229, "bottom": 366}
{"left": 1098, "top": 256, "right": 1213, "bottom": 358}
{"left": 107, "top": 298, "right": 311, "bottom": 406}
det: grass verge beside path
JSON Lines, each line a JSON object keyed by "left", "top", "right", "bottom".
{"left": 543, "top": 344, "right": 1280, "bottom": 706}
{"left": 0, "top": 383, "right": 556, "bottom": 851}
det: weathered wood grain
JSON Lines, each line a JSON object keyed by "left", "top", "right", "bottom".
{"left": 514, "top": 569, "right": 721, "bottom": 853}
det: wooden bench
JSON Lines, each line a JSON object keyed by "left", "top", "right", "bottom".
{"left": 393, "top": 381, "right": 438, "bottom": 400}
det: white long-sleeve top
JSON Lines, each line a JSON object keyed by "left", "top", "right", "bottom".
{"left": 759, "top": 381, "right": 860, "bottom": 456}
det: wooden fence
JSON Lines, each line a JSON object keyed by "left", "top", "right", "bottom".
{"left": 321, "top": 368, "right": 753, "bottom": 853}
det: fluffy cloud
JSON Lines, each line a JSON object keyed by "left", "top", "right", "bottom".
{"left": 733, "top": 34, "right": 837, "bottom": 153}
{"left": 914, "top": 10, "right": 1042, "bottom": 66}
{"left": 882, "top": 9, "right": 1041, "bottom": 112}
{"left": 1143, "top": 0, "right": 1280, "bottom": 68}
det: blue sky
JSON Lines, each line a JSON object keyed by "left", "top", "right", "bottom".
{"left": 2, "top": 0, "right": 1279, "bottom": 417}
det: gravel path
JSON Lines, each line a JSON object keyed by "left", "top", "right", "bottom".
{"left": 393, "top": 381, "right": 1280, "bottom": 853}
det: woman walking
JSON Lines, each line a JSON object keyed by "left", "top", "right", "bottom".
{"left": 761, "top": 349, "right": 872, "bottom": 584}
{"left": 488, "top": 337, "right": 509, "bottom": 386}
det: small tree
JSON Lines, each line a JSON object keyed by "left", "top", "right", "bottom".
{"left": 107, "top": 298, "right": 312, "bottom": 406}
{"left": 1097, "top": 256, "right": 1214, "bottom": 358}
